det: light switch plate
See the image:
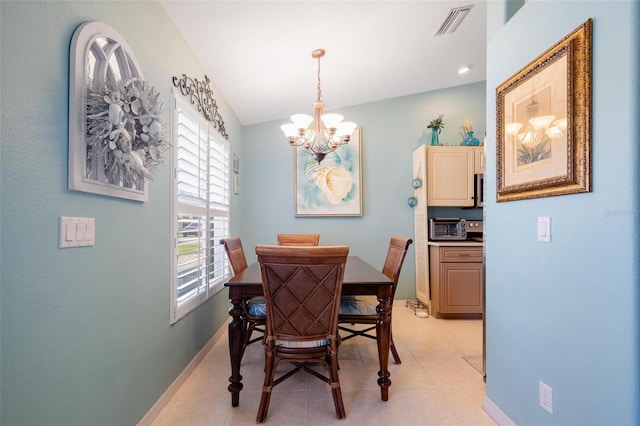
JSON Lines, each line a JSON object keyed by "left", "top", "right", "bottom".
{"left": 59, "top": 217, "right": 95, "bottom": 248}
{"left": 537, "top": 216, "right": 551, "bottom": 242}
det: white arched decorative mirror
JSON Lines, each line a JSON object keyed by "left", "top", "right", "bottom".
{"left": 69, "top": 21, "right": 167, "bottom": 201}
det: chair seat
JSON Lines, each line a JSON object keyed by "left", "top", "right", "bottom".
{"left": 246, "top": 297, "right": 267, "bottom": 317}
{"left": 276, "top": 339, "right": 330, "bottom": 348}
{"left": 339, "top": 296, "right": 378, "bottom": 316}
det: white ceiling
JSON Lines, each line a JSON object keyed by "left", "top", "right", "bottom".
{"left": 160, "top": 1, "right": 487, "bottom": 126}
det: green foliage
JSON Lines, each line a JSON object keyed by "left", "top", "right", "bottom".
{"left": 517, "top": 139, "right": 551, "bottom": 165}
{"left": 178, "top": 242, "right": 198, "bottom": 255}
{"left": 427, "top": 114, "right": 445, "bottom": 133}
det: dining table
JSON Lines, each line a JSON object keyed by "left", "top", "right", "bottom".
{"left": 225, "top": 255, "right": 395, "bottom": 407}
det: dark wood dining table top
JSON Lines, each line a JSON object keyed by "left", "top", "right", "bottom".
{"left": 225, "top": 255, "right": 394, "bottom": 297}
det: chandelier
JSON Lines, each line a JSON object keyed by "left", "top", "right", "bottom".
{"left": 281, "top": 49, "right": 357, "bottom": 163}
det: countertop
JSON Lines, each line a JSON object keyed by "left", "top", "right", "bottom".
{"left": 428, "top": 240, "right": 483, "bottom": 247}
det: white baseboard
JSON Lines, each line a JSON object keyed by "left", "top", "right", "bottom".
{"left": 137, "top": 324, "right": 227, "bottom": 425}
{"left": 483, "top": 396, "right": 517, "bottom": 426}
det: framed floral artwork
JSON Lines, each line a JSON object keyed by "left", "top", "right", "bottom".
{"left": 294, "top": 128, "right": 362, "bottom": 217}
{"left": 496, "top": 19, "right": 592, "bottom": 202}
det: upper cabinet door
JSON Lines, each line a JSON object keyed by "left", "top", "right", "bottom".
{"left": 474, "top": 147, "right": 485, "bottom": 174}
{"left": 426, "top": 147, "right": 474, "bottom": 206}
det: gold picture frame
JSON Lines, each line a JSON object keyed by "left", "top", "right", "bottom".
{"left": 496, "top": 19, "right": 592, "bottom": 202}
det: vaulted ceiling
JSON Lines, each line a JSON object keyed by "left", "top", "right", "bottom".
{"left": 161, "top": 1, "right": 487, "bottom": 125}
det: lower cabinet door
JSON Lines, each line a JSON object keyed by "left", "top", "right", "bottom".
{"left": 440, "top": 263, "right": 483, "bottom": 313}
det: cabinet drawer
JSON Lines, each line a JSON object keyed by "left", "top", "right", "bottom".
{"left": 439, "top": 246, "right": 482, "bottom": 262}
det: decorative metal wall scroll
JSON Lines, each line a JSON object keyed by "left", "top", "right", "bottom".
{"left": 172, "top": 74, "right": 229, "bottom": 140}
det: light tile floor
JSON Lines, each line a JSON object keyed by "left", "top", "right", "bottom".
{"left": 151, "top": 302, "right": 496, "bottom": 425}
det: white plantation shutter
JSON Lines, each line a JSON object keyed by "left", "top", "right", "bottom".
{"left": 171, "top": 94, "right": 231, "bottom": 323}
{"left": 176, "top": 109, "right": 207, "bottom": 206}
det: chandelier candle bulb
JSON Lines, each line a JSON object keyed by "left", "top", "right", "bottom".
{"left": 321, "top": 113, "right": 344, "bottom": 129}
{"left": 338, "top": 122, "right": 357, "bottom": 137}
{"left": 291, "top": 114, "right": 313, "bottom": 129}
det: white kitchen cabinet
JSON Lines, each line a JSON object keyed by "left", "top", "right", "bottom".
{"left": 426, "top": 146, "right": 484, "bottom": 207}
{"left": 426, "top": 147, "right": 474, "bottom": 206}
{"left": 474, "top": 146, "right": 485, "bottom": 174}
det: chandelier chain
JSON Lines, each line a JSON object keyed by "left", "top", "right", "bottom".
{"left": 316, "top": 55, "right": 322, "bottom": 102}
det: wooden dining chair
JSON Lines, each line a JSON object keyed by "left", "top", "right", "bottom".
{"left": 220, "top": 238, "right": 266, "bottom": 352}
{"left": 255, "top": 244, "right": 349, "bottom": 423}
{"left": 276, "top": 233, "right": 320, "bottom": 246}
{"left": 338, "top": 236, "right": 413, "bottom": 364}
{"left": 220, "top": 237, "right": 248, "bottom": 273}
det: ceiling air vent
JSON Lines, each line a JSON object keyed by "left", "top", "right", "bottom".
{"left": 434, "top": 5, "right": 473, "bottom": 36}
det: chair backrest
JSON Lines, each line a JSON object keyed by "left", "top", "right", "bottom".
{"left": 382, "top": 236, "right": 413, "bottom": 285}
{"left": 256, "top": 245, "right": 349, "bottom": 344}
{"left": 220, "top": 237, "right": 248, "bottom": 275}
{"left": 277, "top": 233, "right": 320, "bottom": 246}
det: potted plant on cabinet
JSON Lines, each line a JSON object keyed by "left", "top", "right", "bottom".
{"left": 427, "top": 114, "right": 445, "bottom": 146}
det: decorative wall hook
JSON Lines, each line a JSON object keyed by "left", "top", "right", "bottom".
{"left": 172, "top": 74, "right": 229, "bottom": 140}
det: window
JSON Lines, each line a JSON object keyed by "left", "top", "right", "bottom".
{"left": 171, "top": 94, "right": 231, "bottom": 323}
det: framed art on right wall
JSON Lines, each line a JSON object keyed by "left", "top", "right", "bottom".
{"left": 496, "top": 19, "right": 592, "bottom": 202}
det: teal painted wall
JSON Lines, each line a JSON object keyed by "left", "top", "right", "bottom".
{"left": 485, "top": 1, "right": 639, "bottom": 424}
{"left": 240, "top": 82, "right": 486, "bottom": 301}
{"left": 0, "top": 1, "right": 243, "bottom": 424}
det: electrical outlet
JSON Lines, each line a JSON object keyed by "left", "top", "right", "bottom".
{"left": 539, "top": 381, "right": 553, "bottom": 414}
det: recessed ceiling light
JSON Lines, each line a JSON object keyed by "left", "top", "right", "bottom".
{"left": 458, "top": 64, "right": 473, "bottom": 74}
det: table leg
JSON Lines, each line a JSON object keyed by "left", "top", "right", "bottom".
{"left": 376, "top": 296, "right": 392, "bottom": 401}
{"left": 228, "top": 298, "right": 245, "bottom": 407}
